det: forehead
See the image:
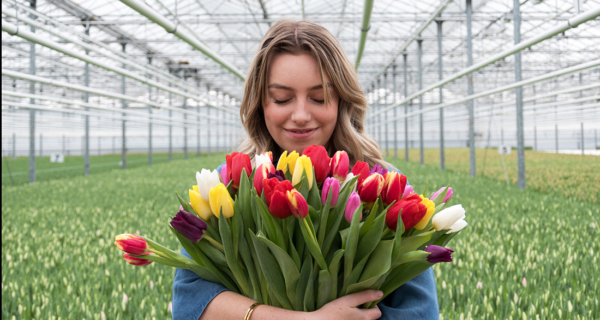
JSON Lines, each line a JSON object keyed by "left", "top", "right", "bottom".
{"left": 267, "top": 52, "right": 330, "bottom": 85}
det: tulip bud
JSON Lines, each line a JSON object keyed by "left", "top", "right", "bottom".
{"left": 268, "top": 180, "right": 294, "bottom": 219}
{"left": 276, "top": 150, "right": 299, "bottom": 174}
{"left": 267, "top": 170, "right": 285, "bottom": 182}
{"left": 292, "top": 155, "right": 314, "bottom": 189}
{"left": 340, "top": 173, "right": 357, "bottom": 193}
{"left": 189, "top": 188, "right": 213, "bottom": 220}
{"left": 321, "top": 177, "right": 340, "bottom": 207}
{"left": 381, "top": 172, "right": 407, "bottom": 206}
{"left": 448, "top": 219, "right": 468, "bottom": 233}
{"left": 255, "top": 153, "right": 272, "bottom": 169}
{"left": 403, "top": 185, "right": 414, "bottom": 197}
{"left": 330, "top": 151, "right": 349, "bottom": 182}
{"left": 123, "top": 252, "right": 153, "bottom": 266}
{"left": 208, "top": 183, "right": 235, "bottom": 218}
{"left": 263, "top": 178, "right": 282, "bottom": 206}
{"left": 262, "top": 151, "right": 273, "bottom": 162}
{"left": 369, "top": 164, "right": 388, "bottom": 176}
{"left": 432, "top": 204, "right": 466, "bottom": 231}
{"left": 414, "top": 196, "right": 435, "bottom": 230}
{"left": 253, "top": 163, "right": 276, "bottom": 197}
{"left": 424, "top": 245, "right": 454, "bottom": 263}
{"left": 302, "top": 145, "right": 331, "bottom": 184}
{"left": 114, "top": 234, "right": 149, "bottom": 255}
{"left": 357, "top": 173, "right": 385, "bottom": 203}
{"left": 227, "top": 152, "right": 252, "bottom": 189}
{"left": 196, "top": 169, "right": 221, "bottom": 201}
{"left": 385, "top": 194, "right": 428, "bottom": 231}
{"left": 350, "top": 161, "right": 370, "bottom": 186}
{"left": 344, "top": 191, "right": 362, "bottom": 223}
{"left": 170, "top": 208, "right": 208, "bottom": 242}
{"left": 430, "top": 187, "right": 453, "bottom": 203}
{"left": 220, "top": 164, "right": 230, "bottom": 185}
{"left": 286, "top": 189, "right": 309, "bottom": 219}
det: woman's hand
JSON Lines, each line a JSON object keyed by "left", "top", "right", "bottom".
{"left": 310, "top": 290, "right": 383, "bottom": 320}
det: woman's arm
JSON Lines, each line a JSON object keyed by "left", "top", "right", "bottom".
{"left": 377, "top": 268, "right": 439, "bottom": 320}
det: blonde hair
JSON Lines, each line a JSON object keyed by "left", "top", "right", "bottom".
{"left": 239, "top": 19, "right": 389, "bottom": 168}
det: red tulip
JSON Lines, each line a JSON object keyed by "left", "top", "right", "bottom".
{"left": 114, "top": 234, "right": 149, "bottom": 255}
{"left": 357, "top": 173, "right": 385, "bottom": 203}
{"left": 226, "top": 152, "right": 252, "bottom": 188}
{"left": 123, "top": 252, "right": 153, "bottom": 266}
{"left": 302, "top": 145, "right": 331, "bottom": 184}
{"left": 286, "top": 189, "right": 309, "bottom": 219}
{"left": 331, "top": 151, "right": 349, "bottom": 181}
{"left": 385, "top": 194, "right": 428, "bottom": 231}
{"left": 268, "top": 180, "right": 294, "bottom": 219}
{"left": 350, "top": 161, "right": 370, "bottom": 186}
{"left": 253, "top": 163, "right": 276, "bottom": 197}
{"left": 263, "top": 178, "right": 289, "bottom": 206}
{"left": 381, "top": 172, "right": 407, "bottom": 205}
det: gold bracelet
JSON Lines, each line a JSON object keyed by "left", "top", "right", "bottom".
{"left": 244, "top": 302, "right": 262, "bottom": 320}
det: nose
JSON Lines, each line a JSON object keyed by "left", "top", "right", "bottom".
{"left": 290, "top": 97, "right": 311, "bottom": 125}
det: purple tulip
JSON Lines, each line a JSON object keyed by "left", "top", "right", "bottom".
{"left": 321, "top": 177, "right": 340, "bottom": 207}
{"left": 403, "top": 185, "right": 414, "bottom": 197}
{"left": 424, "top": 245, "right": 454, "bottom": 263}
{"left": 220, "top": 165, "right": 230, "bottom": 185}
{"left": 344, "top": 191, "right": 362, "bottom": 223}
{"left": 171, "top": 206, "right": 207, "bottom": 242}
{"left": 268, "top": 169, "right": 286, "bottom": 182}
{"left": 369, "top": 164, "right": 388, "bottom": 176}
{"left": 430, "top": 187, "right": 453, "bottom": 203}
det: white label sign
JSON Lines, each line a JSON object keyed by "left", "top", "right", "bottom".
{"left": 498, "top": 146, "right": 512, "bottom": 155}
{"left": 50, "top": 153, "right": 65, "bottom": 163}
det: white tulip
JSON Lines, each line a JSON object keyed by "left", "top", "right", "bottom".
{"left": 448, "top": 219, "right": 468, "bottom": 233}
{"left": 432, "top": 204, "right": 466, "bottom": 231}
{"left": 340, "top": 173, "right": 357, "bottom": 193}
{"left": 254, "top": 154, "right": 272, "bottom": 169}
{"left": 196, "top": 169, "right": 221, "bottom": 200}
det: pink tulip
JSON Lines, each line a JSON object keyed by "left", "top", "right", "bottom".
{"left": 220, "top": 165, "right": 230, "bottom": 185}
{"left": 321, "top": 177, "right": 340, "bottom": 207}
{"left": 403, "top": 185, "right": 414, "bottom": 197}
{"left": 430, "top": 187, "right": 453, "bottom": 203}
{"left": 344, "top": 191, "right": 362, "bottom": 223}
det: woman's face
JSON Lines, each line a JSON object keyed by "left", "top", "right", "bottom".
{"left": 263, "top": 52, "right": 339, "bottom": 154}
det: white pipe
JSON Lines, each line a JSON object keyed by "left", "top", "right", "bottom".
{"left": 364, "top": 0, "right": 452, "bottom": 87}
{"left": 368, "top": 7, "right": 600, "bottom": 119}
{"left": 1, "top": 21, "right": 236, "bottom": 115}
{"left": 119, "top": 0, "right": 246, "bottom": 80}
{"left": 371, "top": 58, "right": 600, "bottom": 127}
{"left": 1, "top": 69, "right": 238, "bottom": 125}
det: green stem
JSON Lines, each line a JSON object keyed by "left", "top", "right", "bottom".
{"left": 303, "top": 217, "right": 315, "bottom": 241}
{"left": 202, "top": 235, "right": 224, "bottom": 252}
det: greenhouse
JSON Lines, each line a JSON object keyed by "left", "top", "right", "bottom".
{"left": 2, "top": 0, "right": 599, "bottom": 319}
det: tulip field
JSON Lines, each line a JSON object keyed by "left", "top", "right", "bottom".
{"left": 2, "top": 153, "right": 599, "bottom": 319}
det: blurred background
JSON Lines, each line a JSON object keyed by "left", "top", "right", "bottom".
{"left": 2, "top": 0, "right": 599, "bottom": 319}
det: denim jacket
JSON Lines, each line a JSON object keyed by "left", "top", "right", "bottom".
{"left": 172, "top": 163, "right": 439, "bottom": 319}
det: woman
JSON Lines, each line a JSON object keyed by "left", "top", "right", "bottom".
{"left": 173, "top": 20, "right": 439, "bottom": 320}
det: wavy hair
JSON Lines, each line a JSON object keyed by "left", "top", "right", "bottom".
{"left": 238, "top": 19, "right": 388, "bottom": 168}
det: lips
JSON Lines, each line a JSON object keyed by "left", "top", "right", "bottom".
{"left": 285, "top": 128, "right": 317, "bottom": 139}
{"left": 287, "top": 129, "right": 315, "bottom": 134}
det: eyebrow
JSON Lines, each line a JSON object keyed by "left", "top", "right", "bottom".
{"left": 268, "top": 83, "right": 332, "bottom": 91}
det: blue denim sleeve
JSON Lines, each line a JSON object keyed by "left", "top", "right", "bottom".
{"left": 377, "top": 268, "right": 439, "bottom": 319}
{"left": 172, "top": 248, "right": 230, "bottom": 320}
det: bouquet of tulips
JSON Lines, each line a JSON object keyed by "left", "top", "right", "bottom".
{"left": 114, "top": 145, "right": 467, "bottom": 310}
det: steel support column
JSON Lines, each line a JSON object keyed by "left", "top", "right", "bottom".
{"left": 393, "top": 63, "right": 398, "bottom": 159}
{"left": 581, "top": 123, "right": 584, "bottom": 155}
{"left": 437, "top": 20, "right": 445, "bottom": 170}
{"left": 28, "top": 0, "right": 37, "bottom": 183}
{"left": 197, "top": 80, "right": 201, "bottom": 157}
{"left": 84, "top": 26, "right": 90, "bottom": 175}
{"left": 403, "top": 53, "right": 409, "bottom": 162}
{"left": 184, "top": 98, "right": 188, "bottom": 159}
{"left": 417, "top": 38, "right": 424, "bottom": 165}
{"left": 39, "top": 133, "right": 42, "bottom": 157}
{"left": 207, "top": 85, "right": 211, "bottom": 155}
{"left": 169, "top": 91, "right": 173, "bottom": 162}
{"left": 121, "top": 43, "right": 127, "bottom": 170}
{"left": 555, "top": 125, "right": 558, "bottom": 153}
{"left": 466, "top": 0, "right": 475, "bottom": 177}
{"left": 513, "top": 0, "right": 526, "bottom": 189}
{"left": 148, "top": 57, "right": 153, "bottom": 165}
{"left": 377, "top": 78, "right": 382, "bottom": 148}
{"left": 13, "top": 133, "right": 16, "bottom": 159}
{"left": 384, "top": 71, "right": 389, "bottom": 156}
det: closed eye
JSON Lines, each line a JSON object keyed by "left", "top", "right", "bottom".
{"left": 312, "top": 98, "right": 325, "bottom": 104}
{"left": 274, "top": 99, "right": 291, "bottom": 104}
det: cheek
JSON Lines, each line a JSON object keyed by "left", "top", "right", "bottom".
{"left": 263, "top": 104, "right": 289, "bottom": 129}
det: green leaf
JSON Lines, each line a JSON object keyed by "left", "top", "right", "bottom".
{"left": 254, "top": 195, "right": 285, "bottom": 249}
{"left": 394, "top": 250, "right": 430, "bottom": 265}
{"left": 193, "top": 242, "right": 240, "bottom": 293}
{"left": 342, "top": 254, "right": 369, "bottom": 295}
{"left": 431, "top": 185, "right": 450, "bottom": 207}
{"left": 372, "top": 261, "right": 433, "bottom": 307}
{"left": 343, "top": 203, "right": 363, "bottom": 288}
{"left": 168, "top": 226, "right": 203, "bottom": 266}
{"left": 317, "top": 270, "right": 332, "bottom": 309}
{"left": 358, "top": 200, "right": 378, "bottom": 239}
{"left": 307, "top": 169, "right": 321, "bottom": 209}
{"left": 219, "top": 212, "right": 250, "bottom": 296}
{"left": 231, "top": 196, "right": 242, "bottom": 259}
{"left": 238, "top": 232, "right": 260, "bottom": 301}
{"left": 355, "top": 211, "right": 386, "bottom": 263}
{"left": 176, "top": 192, "right": 195, "bottom": 214}
{"left": 392, "top": 212, "right": 406, "bottom": 262}
{"left": 323, "top": 177, "right": 357, "bottom": 257}
{"left": 298, "top": 217, "right": 328, "bottom": 270}
{"left": 317, "top": 188, "right": 332, "bottom": 248}
{"left": 296, "top": 255, "right": 313, "bottom": 311}
{"left": 197, "top": 238, "right": 228, "bottom": 267}
{"left": 129, "top": 253, "right": 186, "bottom": 269}
{"left": 432, "top": 231, "right": 459, "bottom": 247}
{"left": 303, "top": 263, "right": 315, "bottom": 312}
{"left": 394, "top": 231, "right": 434, "bottom": 262}
{"left": 357, "top": 240, "right": 393, "bottom": 283}
{"left": 258, "top": 234, "right": 301, "bottom": 310}
{"left": 328, "top": 249, "right": 344, "bottom": 301}
{"left": 249, "top": 231, "right": 293, "bottom": 309}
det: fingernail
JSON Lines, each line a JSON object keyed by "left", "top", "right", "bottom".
{"left": 377, "top": 291, "right": 383, "bottom": 298}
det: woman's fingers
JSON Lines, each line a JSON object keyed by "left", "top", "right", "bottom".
{"left": 339, "top": 290, "right": 383, "bottom": 307}
{"left": 363, "top": 305, "right": 382, "bottom": 319}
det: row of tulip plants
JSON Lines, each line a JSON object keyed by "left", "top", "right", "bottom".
{"left": 114, "top": 145, "right": 467, "bottom": 310}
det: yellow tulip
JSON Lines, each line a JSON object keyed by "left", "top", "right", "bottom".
{"left": 277, "top": 150, "right": 299, "bottom": 174}
{"left": 414, "top": 195, "right": 436, "bottom": 230}
{"left": 209, "top": 183, "right": 234, "bottom": 218}
{"left": 189, "top": 188, "right": 213, "bottom": 220}
{"left": 292, "top": 155, "right": 314, "bottom": 189}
